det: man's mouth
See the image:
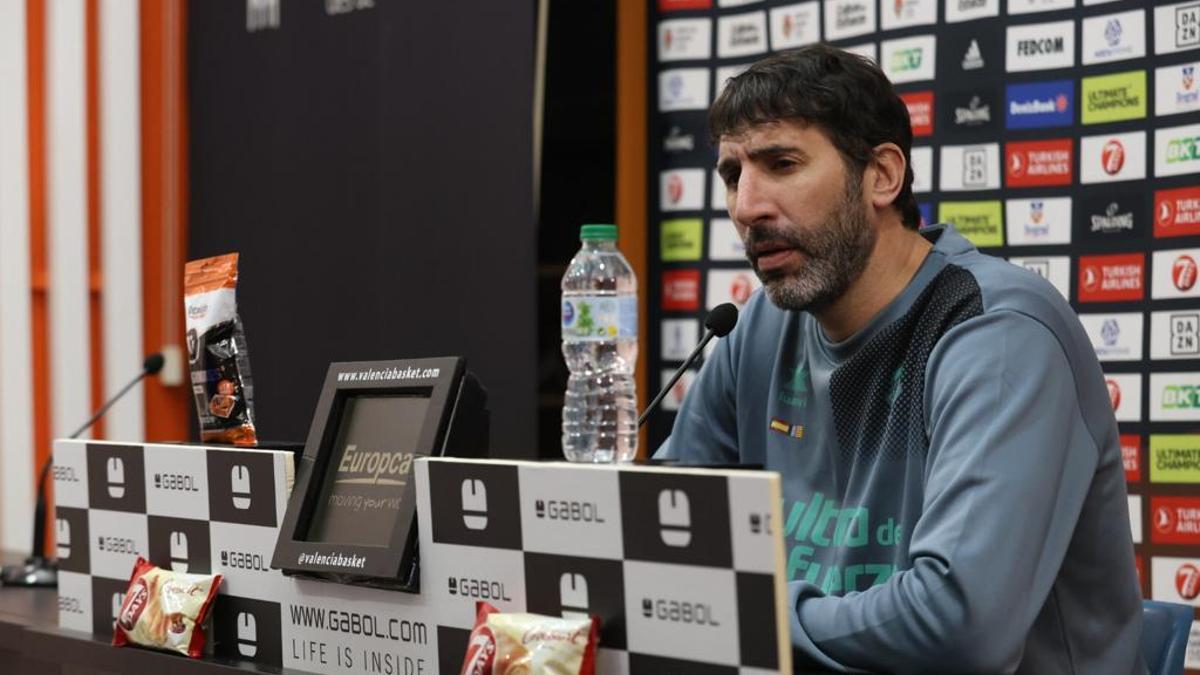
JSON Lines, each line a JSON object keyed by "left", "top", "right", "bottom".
{"left": 752, "top": 243, "right": 801, "bottom": 273}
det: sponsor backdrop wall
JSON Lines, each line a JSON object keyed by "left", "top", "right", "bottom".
{"left": 186, "top": 2, "right": 536, "bottom": 455}
{"left": 647, "top": 0, "right": 1200, "bottom": 665}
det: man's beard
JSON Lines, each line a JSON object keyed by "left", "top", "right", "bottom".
{"left": 744, "top": 176, "right": 876, "bottom": 313}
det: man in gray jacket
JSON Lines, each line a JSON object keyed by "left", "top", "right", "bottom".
{"left": 657, "top": 44, "right": 1144, "bottom": 674}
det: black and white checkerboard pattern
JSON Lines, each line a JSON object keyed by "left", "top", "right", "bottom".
{"left": 55, "top": 442, "right": 790, "bottom": 674}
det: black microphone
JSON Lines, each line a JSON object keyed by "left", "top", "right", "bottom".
{"left": 1, "top": 353, "right": 165, "bottom": 588}
{"left": 637, "top": 304, "right": 738, "bottom": 428}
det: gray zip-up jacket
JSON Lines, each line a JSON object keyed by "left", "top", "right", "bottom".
{"left": 658, "top": 225, "right": 1144, "bottom": 674}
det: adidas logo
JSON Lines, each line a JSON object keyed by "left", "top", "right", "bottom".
{"left": 962, "top": 39, "right": 984, "bottom": 70}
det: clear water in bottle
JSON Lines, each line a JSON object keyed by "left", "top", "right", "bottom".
{"left": 561, "top": 224, "right": 638, "bottom": 462}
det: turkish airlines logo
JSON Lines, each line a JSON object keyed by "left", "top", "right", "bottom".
{"left": 661, "top": 270, "right": 701, "bottom": 311}
{"left": 1155, "top": 187, "right": 1200, "bottom": 237}
{"left": 1174, "top": 255, "right": 1198, "bottom": 292}
{"left": 1152, "top": 498, "right": 1200, "bottom": 544}
{"left": 899, "top": 91, "right": 934, "bottom": 137}
{"left": 1005, "top": 139, "right": 1071, "bottom": 187}
{"left": 1079, "top": 253, "right": 1145, "bottom": 302}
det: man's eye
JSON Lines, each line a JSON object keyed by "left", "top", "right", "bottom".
{"left": 772, "top": 158, "right": 796, "bottom": 171}
{"left": 722, "top": 172, "right": 740, "bottom": 189}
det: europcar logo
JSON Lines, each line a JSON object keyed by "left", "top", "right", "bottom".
{"left": 1006, "top": 80, "right": 1073, "bottom": 129}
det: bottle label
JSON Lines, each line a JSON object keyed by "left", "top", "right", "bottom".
{"left": 562, "top": 296, "right": 637, "bottom": 340}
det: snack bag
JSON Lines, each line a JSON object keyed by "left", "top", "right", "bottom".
{"left": 112, "top": 557, "right": 223, "bottom": 658}
{"left": 461, "top": 601, "right": 599, "bottom": 675}
{"left": 184, "top": 253, "right": 258, "bottom": 445}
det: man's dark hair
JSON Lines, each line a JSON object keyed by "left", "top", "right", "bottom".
{"left": 709, "top": 44, "right": 921, "bottom": 230}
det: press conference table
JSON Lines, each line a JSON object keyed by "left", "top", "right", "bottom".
{"left": 0, "top": 572, "right": 298, "bottom": 675}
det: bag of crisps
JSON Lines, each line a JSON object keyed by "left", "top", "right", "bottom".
{"left": 461, "top": 601, "right": 599, "bottom": 675}
{"left": 184, "top": 253, "right": 257, "bottom": 445}
{"left": 112, "top": 557, "right": 223, "bottom": 658}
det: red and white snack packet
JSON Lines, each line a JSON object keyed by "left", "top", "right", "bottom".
{"left": 112, "top": 557, "right": 223, "bottom": 658}
{"left": 461, "top": 601, "right": 599, "bottom": 675}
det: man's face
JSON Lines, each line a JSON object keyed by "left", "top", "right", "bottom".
{"left": 716, "top": 120, "right": 876, "bottom": 312}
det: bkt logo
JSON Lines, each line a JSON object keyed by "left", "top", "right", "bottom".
{"left": 1163, "top": 383, "right": 1200, "bottom": 410}
{"left": 1006, "top": 81, "right": 1072, "bottom": 129}
{"left": 238, "top": 612, "right": 257, "bottom": 658}
{"left": 461, "top": 479, "right": 488, "bottom": 530}
{"left": 559, "top": 572, "right": 589, "bottom": 620}
{"left": 658, "top": 489, "right": 692, "bottom": 547}
{"left": 890, "top": 48, "right": 923, "bottom": 72}
{"left": 107, "top": 458, "right": 125, "bottom": 498}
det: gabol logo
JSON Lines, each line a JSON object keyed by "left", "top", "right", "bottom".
{"left": 1174, "top": 255, "right": 1198, "bottom": 291}
{"left": 534, "top": 498, "right": 607, "bottom": 522}
{"left": 1006, "top": 81, "right": 1072, "bottom": 129}
{"left": 447, "top": 575, "right": 513, "bottom": 602}
{"left": 97, "top": 535, "right": 139, "bottom": 555}
{"left": 219, "top": 549, "right": 269, "bottom": 572}
{"left": 154, "top": 472, "right": 199, "bottom": 492}
{"left": 641, "top": 596, "right": 721, "bottom": 626}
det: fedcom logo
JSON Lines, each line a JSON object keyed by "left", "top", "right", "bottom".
{"left": 1007, "top": 21, "right": 1074, "bottom": 72}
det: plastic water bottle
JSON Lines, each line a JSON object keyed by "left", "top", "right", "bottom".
{"left": 561, "top": 224, "right": 638, "bottom": 462}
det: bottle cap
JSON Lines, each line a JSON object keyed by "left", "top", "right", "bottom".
{"left": 580, "top": 224, "right": 618, "bottom": 241}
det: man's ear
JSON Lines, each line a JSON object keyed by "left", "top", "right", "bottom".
{"left": 865, "top": 143, "right": 906, "bottom": 211}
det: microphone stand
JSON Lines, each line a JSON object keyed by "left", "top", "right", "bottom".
{"left": 1, "top": 368, "right": 155, "bottom": 588}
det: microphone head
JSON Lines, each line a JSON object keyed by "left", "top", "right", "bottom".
{"left": 143, "top": 353, "right": 165, "bottom": 375}
{"left": 705, "top": 303, "right": 739, "bottom": 337}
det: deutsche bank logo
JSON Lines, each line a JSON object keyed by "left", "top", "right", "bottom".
{"left": 1006, "top": 80, "right": 1073, "bottom": 129}
{"left": 658, "top": 489, "right": 692, "bottom": 547}
{"left": 461, "top": 479, "right": 488, "bottom": 530}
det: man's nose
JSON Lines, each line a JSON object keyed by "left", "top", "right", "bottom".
{"left": 732, "top": 170, "right": 777, "bottom": 227}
